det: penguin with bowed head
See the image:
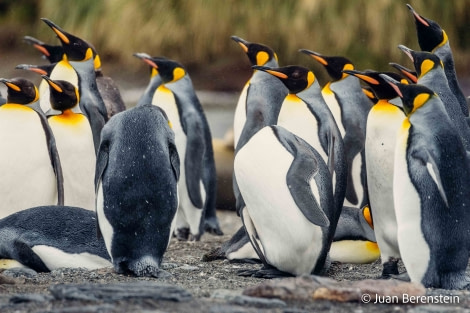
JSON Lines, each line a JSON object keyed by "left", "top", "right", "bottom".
{"left": 133, "top": 53, "right": 222, "bottom": 240}
{"left": 0, "top": 78, "right": 63, "bottom": 219}
{"left": 235, "top": 125, "right": 336, "bottom": 278}
{"left": 382, "top": 74, "right": 470, "bottom": 289}
{"left": 0, "top": 206, "right": 111, "bottom": 272}
{"left": 95, "top": 103, "right": 180, "bottom": 278}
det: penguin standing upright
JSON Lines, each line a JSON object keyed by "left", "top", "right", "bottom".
{"left": 0, "top": 78, "right": 63, "bottom": 219}
{"left": 134, "top": 54, "right": 221, "bottom": 240}
{"left": 230, "top": 36, "right": 285, "bottom": 149}
{"left": 407, "top": 4, "right": 468, "bottom": 117}
{"left": 300, "top": 50, "right": 372, "bottom": 210}
{"left": 398, "top": 45, "right": 470, "bottom": 150}
{"left": 235, "top": 125, "right": 336, "bottom": 278}
{"left": 252, "top": 65, "right": 347, "bottom": 220}
{"left": 344, "top": 70, "right": 406, "bottom": 277}
{"left": 95, "top": 104, "right": 180, "bottom": 277}
{"left": 42, "top": 76, "right": 96, "bottom": 211}
{"left": 382, "top": 75, "right": 470, "bottom": 289}
{"left": 41, "top": 18, "right": 108, "bottom": 153}
{"left": 0, "top": 206, "right": 111, "bottom": 272}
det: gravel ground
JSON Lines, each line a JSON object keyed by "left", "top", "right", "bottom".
{"left": 1, "top": 210, "right": 470, "bottom": 313}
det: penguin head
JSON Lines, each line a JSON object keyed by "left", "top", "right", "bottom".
{"left": 231, "top": 36, "right": 278, "bottom": 67}
{"left": 398, "top": 45, "right": 443, "bottom": 79}
{"left": 23, "top": 35, "right": 64, "bottom": 64}
{"left": 0, "top": 78, "right": 39, "bottom": 105}
{"left": 15, "top": 63, "right": 55, "bottom": 77}
{"left": 406, "top": 4, "right": 447, "bottom": 53}
{"left": 389, "top": 62, "right": 418, "bottom": 83}
{"left": 133, "top": 53, "right": 186, "bottom": 84}
{"left": 41, "top": 18, "right": 101, "bottom": 70}
{"left": 252, "top": 65, "right": 315, "bottom": 94}
{"left": 41, "top": 75, "right": 79, "bottom": 112}
{"left": 380, "top": 74, "right": 435, "bottom": 116}
{"left": 343, "top": 69, "right": 404, "bottom": 100}
{"left": 300, "top": 49, "right": 354, "bottom": 81}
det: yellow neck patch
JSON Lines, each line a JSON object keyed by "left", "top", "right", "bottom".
{"left": 256, "top": 51, "right": 269, "bottom": 66}
{"left": 84, "top": 48, "right": 93, "bottom": 61}
{"left": 157, "top": 85, "right": 172, "bottom": 93}
{"left": 306, "top": 71, "right": 315, "bottom": 89}
{"left": 322, "top": 82, "right": 334, "bottom": 95}
{"left": 420, "top": 59, "right": 434, "bottom": 78}
{"left": 285, "top": 93, "right": 302, "bottom": 102}
{"left": 436, "top": 30, "right": 449, "bottom": 50}
{"left": 341, "top": 64, "right": 354, "bottom": 79}
{"left": 151, "top": 67, "right": 159, "bottom": 78}
{"left": 50, "top": 109, "right": 86, "bottom": 125}
{"left": 0, "top": 103, "right": 32, "bottom": 111}
{"left": 94, "top": 54, "right": 102, "bottom": 70}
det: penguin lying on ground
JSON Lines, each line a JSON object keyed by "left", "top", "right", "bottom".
{"left": 95, "top": 103, "right": 180, "bottom": 278}
{"left": 134, "top": 53, "right": 222, "bottom": 240}
{"left": 382, "top": 75, "right": 470, "bottom": 290}
{"left": 0, "top": 206, "right": 111, "bottom": 272}
{"left": 236, "top": 125, "right": 336, "bottom": 278}
{"left": 0, "top": 78, "right": 63, "bottom": 219}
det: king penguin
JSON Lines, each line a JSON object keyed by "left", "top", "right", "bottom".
{"left": 41, "top": 18, "right": 108, "bottom": 153}
{"left": 95, "top": 104, "right": 180, "bottom": 277}
{"left": 382, "top": 75, "right": 470, "bottom": 289}
{"left": 0, "top": 206, "right": 111, "bottom": 272}
{"left": 398, "top": 45, "right": 470, "bottom": 151}
{"left": 133, "top": 53, "right": 222, "bottom": 240}
{"left": 0, "top": 78, "right": 63, "bottom": 219}
{"left": 23, "top": 35, "right": 63, "bottom": 63}
{"left": 252, "top": 65, "right": 347, "bottom": 220}
{"left": 235, "top": 125, "right": 336, "bottom": 278}
{"left": 407, "top": 4, "right": 468, "bottom": 117}
{"left": 344, "top": 70, "right": 406, "bottom": 276}
{"left": 42, "top": 76, "right": 96, "bottom": 212}
{"left": 300, "top": 49, "right": 371, "bottom": 210}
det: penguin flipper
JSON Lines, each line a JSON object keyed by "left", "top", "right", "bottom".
{"left": 94, "top": 142, "right": 109, "bottom": 239}
{"left": 286, "top": 142, "right": 330, "bottom": 228}
{"left": 182, "top": 116, "right": 204, "bottom": 209}
{"left": 82, "top": 104, "right": 107, "bottom": 154}
{"left": 412, "top": 148, "right": 449, "bottom": 208}
{"left": 327, "top": 131, "right": 336, "bottom": 177}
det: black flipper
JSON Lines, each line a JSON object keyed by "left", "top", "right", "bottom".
{"left": 94, "top": 141, "right": 109, "bottom": 240}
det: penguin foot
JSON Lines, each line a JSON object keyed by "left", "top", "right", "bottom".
{"left": 201, "top": 247, "right": 225, "bottom": 262}
{"left": 237, "top": 266, "right": 294, "bottom": 279}
{"left": 379, "top": 259, "right": 400, "bottom": 279}
{"left": 175, "top": 228, "right": 190, "bottom": 241}
{"left": 188, "top": 233, "right": 201, "bottom": 242}
{"left": 204, "top": 217, "right": 224, "bottom": 236}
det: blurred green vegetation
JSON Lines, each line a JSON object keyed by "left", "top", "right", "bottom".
{"left": 1, "top": 0, "right": 470, "bottom": 88}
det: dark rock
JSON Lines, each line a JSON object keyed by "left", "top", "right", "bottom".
{"left": 2, "top": 267, "right": 37, "bottom": 278}
{"left": 9, "top": 293, "right": 53, "bottom": 303}
{"left": 38, "top": 304, "right": 116, "bottom": 313}
{"left": 230, "top": 295, "right": 286, "bottom": 308}
{"left": 49, "top": 281, "right": 192, "bottom": 302}
{"left": 209, "top": 305, "right": 259, "bottom": 313}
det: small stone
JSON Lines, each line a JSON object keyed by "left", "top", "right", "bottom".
{"left": 9, "top": 293, "right": 53, "bottom": 303}
{"left": 230, "top": 295, "right": 286, "bottom": 308}
{"left": 178, "top": 265, "right": 199, "bottom": 271}
{"left": 2, "top": 267, "right": 37, "bottom": 279}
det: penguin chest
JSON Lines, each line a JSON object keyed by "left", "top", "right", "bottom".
{"left": 234, "top": 127, "right": 323, "bottom": 275}
{"left": 322, "top": 85, "right": 345, "bottom": 137}
{"left": 277, "top": 95, "right": 327, "bottom": 161}
{"left": 0, "top": 106, "right": 57, "bottom": 217}
{"left": 393, "top": 120, "right": 430, "bottom": 283}
{"left": 49, "top": 113, "right": 96, "bottom": 210}
{"left": 233, "top": 82, "right": 250, "bottom": 148}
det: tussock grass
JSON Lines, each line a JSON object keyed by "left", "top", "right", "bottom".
{"left": 2, "top": 0, "right": 470, "bottom": 84}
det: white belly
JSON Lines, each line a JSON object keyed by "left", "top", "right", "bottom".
{"left": 366, "top": 105, "right": 404, "bottom": 261}
{"left": 32, "top": 245, "right": 112, "bottom": 270}
{"left": 49, "top": 114, "right": 96, "bottom": 211}
{"left": 322, "top": 88, "right": 345, "bottom": 137}
{"left": 0, "top": 107, "right": 57, "bottom": 218}
{"left": 233, "top": 82, "right": 249, "bottom": 149}
{"left": 393, "top": 122, "right": 430, "bottom": 283}
{"left": 234, "top": 127, "right": 323, "bottom": 275}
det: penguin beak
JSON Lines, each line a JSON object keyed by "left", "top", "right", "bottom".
{"left": 344, "top": 70, "right": 380, "bottom": 85}
{"left": 389, "top": 62, "right": 418, "bottom": 83}
{"left": 231, "top": 36, "right": 249, "bottom": 53}
{"left": 41, "top": 18, "right": 70, "bottom": 45}
{"left": 23, "top": 36, "right": 51, "bottom": 57}
{"left": 299, "top": 49, "right": 328, "bottom": 66}
{"left": 406, "top": 4, "right": 430, "bottom": 27}
{"left": 133, "top": 53, "right": 158, "bottom": 69}
{"left": 15, "top": 64, "right": 48, "bottom": 76}
{"left": 0, "top": 79, "right": 21, "bottom": 92}
{"left": 252, "top": 66, "right": 288, "bottom": 79}
{"left": 41, "top": 75, "right": 63, "bottom": 93}
{"left": 398, "top": 45, "right": 415, "bottom": 62}
{"left": 379, "top": 74, "right": 403, "bottom": 98}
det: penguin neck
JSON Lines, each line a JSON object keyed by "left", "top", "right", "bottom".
{"left": 165, "top": 75, "right": 201, "bottom": 113}
{"left": 138, "top": 74, "right": 164, "bottom": 106}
